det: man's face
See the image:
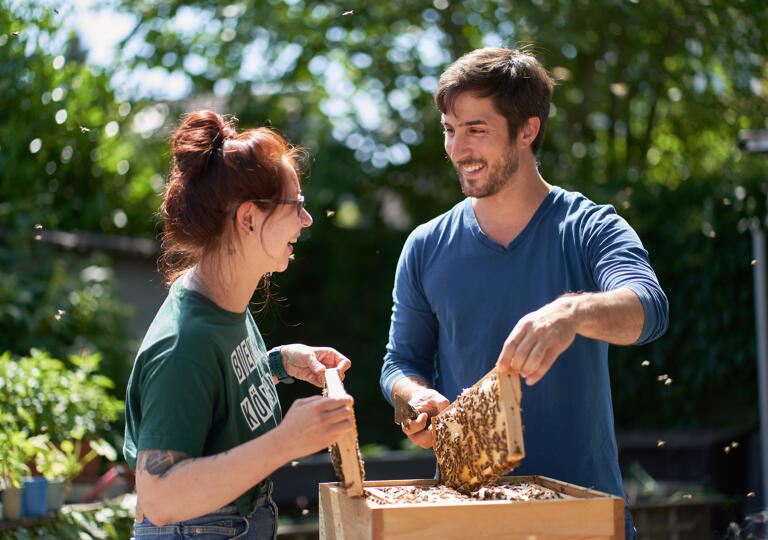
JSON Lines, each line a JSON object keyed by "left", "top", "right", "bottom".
{"left": 442, "top": 93, "right": 518, "bottom": 198}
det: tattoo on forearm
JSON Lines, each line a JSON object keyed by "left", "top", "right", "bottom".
{"left": 137, "top": 450, "right": 191, "bottom": 478}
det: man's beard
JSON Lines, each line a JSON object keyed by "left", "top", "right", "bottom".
{"left": 455, "top": 150, "right": 519, "bottom": 198}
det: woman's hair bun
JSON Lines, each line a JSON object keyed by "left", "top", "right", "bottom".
{"left": 171, "top": 110, "right": 236, "bottom": 179}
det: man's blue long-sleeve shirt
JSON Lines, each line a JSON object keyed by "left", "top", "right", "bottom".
{"left": 381, "top": 186, "right": 668, "bottom": 506}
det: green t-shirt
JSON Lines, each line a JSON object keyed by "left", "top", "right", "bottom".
{"left": 123, "top": 277, "right": 282, "bottom": 516}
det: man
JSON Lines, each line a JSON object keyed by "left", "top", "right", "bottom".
{"left": 380, "top": 47, "right": 668, "bottom": 540}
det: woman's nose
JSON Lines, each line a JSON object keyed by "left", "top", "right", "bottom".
{"left": 301, "top": 208, "right": 313, "bottom": 227}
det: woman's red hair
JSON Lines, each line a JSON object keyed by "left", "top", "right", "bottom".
{"left": 159, "top": 110, "right": 304, "bottom": 286}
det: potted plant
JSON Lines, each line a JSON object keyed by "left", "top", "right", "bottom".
{"left": 34, "top": 437, "right": 117, "bottom": 512}
{"left": 0, "top": 429, "right": 39, "bottom": 520}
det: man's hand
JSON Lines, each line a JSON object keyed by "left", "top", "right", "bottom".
{"left": 395, "top": 386, "right": 450, "bottom": 449}
{"left": 496, "top": 296, "right": 578, "bottom": 386}
{"left": 280, "top": 344, "right": 351, "bottom": 387}
{"left": 496, "top": 289, "right": 645, "bottom": 385}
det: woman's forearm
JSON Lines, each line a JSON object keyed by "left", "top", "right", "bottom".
{"left": 136, "top": 428, "right": 290, "bottom": 526}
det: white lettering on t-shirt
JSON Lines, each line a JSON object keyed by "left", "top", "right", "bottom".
{"left": 240, "top": 383, "right": 276, "bottom": 431}
{"left": 231, "top": 337, "right": 277, "bottom": 431}
{"left": 240, "top": 395, "right": 261, "bottom": 430}
{"left": 249, "top": 384, "right": 270, "bottom": 422}
{"left": 258, "top": 378, "right": 277, "bottom": 409}
{"left": 231, "top": 350, "right": 245, "bottom": 383}
{"left": 243, "top": 344, "right": 257, "bottom": 373}
{"left": 230, "top": 338, "right": 259, "bottom": 384}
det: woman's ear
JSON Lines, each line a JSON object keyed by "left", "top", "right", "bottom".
{"left": 234, "top": 202, "right": 257, "bottom": 235}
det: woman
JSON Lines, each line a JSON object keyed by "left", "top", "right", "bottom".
{"left": 123, "top": 110, "right": 355, "bottom": 539}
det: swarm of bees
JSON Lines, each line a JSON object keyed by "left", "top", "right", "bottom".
{"left": 433, "top": 373, "right": 520, "bottom": 493}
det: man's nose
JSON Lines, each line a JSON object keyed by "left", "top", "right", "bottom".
{"left": 447, "top": 133, "right": 470, "bottom": 162}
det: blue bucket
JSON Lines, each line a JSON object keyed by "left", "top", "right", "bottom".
{"left": 21, "top": 477, "right": 49, "bottom": 516}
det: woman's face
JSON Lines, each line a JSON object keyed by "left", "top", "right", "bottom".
{"left": 258, "top": 164, "right": 313, "bottom": 274}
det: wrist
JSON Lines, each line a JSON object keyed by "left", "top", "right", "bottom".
{"left": 391, "top": 375, "right": 430, "bottom": 403}
{"left": 555, "top": 292, "right": 590, "bottom": 334}
{"left": 268, "top": 347, "right": 294, "bottom": 384}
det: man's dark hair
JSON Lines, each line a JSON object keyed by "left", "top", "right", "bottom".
{"left": 435, "top": 47, "right": 555, "bottom": 154}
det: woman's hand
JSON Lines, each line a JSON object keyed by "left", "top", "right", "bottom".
{"left": 279, "top": 344, "right": 351, "bottom": 387}
{"left": 275, "top": 395, "right": 355, "bottom": 459}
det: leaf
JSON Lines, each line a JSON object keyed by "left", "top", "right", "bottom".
{"left": 89, "top": 438, "right": 118, "bottom": 461}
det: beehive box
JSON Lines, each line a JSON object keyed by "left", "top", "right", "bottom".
{"left": 319, "top": 476, "right": 626, "bottom": 540}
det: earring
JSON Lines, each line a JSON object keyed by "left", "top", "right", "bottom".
{"left": 249, "top": 226, "right": 254, "bottom": 232}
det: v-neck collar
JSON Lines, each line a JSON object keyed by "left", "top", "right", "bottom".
{"left": 462, "top": 186, "right": 560, "bottom": 252}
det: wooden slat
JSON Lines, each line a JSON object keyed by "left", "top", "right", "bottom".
{"left": 497, "top": 369, "right": 525, "bottom": 459}
{"left": 325, "top": 368, "right": 364, "bottom": 497}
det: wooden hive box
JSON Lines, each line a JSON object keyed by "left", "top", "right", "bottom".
{"left": 319, "top": 476, "right": 626, "bottom": 540}
{"left": 320, "top": 367, "right": 623, "bottom": 539}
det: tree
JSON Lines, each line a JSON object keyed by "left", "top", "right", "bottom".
{"left": 3, "top": 0, "right": 768, "bottom": 444}
{"left": 0, "top": 1, "right": 165, "bottom": 236}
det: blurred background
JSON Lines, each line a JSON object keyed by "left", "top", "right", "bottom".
{"left": 1, "top": 0, "right": 767, "bottom": 538}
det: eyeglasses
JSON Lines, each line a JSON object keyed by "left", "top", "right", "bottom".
{"left": 249, "top": 194, "right": 305, "bottom": 217}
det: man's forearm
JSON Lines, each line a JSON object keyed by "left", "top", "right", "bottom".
{"left": 561, "top": 287, "right": 644, "bottom": 345}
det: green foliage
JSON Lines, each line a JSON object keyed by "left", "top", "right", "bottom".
{"left": 0, "top": 429, "right": 43, "bottom": 488}
{"left": 3, "top": 0, "right": 768, "bottom": 448}
{"left": 0, "top": 233, "right": 137, "bottom": 391}
{"left": 0, "top": 2, "right": 165, "bottom": 236}
{"left": 35, "top": 437, "right": 118, "bottom": 481}
{"left": 0, "top": 349, "right": 121, "bottom": 489}
{"left": 0, "top": 494, "right": 136, "bottom": 540}
{"left": 0, "top": 349, "right": 124, "bottom": 443}
{"left": 103, "top": 0, "right": 768, "bottom": 441}
{"left": 609, "top": 176, "right": 766, "bottom": 430}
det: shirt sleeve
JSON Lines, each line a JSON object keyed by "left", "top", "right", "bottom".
{"left": 582, "top": 204, "right": 669, "bottom": 345}
{"left": 380, "top": 230, "right": 439, "bottom": 405}
{"left": 136, "top": 336, "right": 221, "bottom": 456}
